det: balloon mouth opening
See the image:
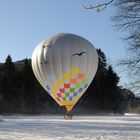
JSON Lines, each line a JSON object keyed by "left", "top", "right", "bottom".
{"left": 65, "top": 105, "right": 74, "bottom": 112}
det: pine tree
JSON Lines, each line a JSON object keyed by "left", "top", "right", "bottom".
{"left": 3, "top": 55, "right": 16, "bottom": 99}
{"left": 80, "top": 49, "right": 123, "bottom": 114}
{"left": 0, "top": 55, "right": 18, "bottom": 113}
{"left": 106, "top": 65, "right": 119, "bottom": 88}
{"left": 97, "top": 48, "right": 107, "bottom": 72}
{"left": 20, "top": 59, "right": 37, "bottom": 112}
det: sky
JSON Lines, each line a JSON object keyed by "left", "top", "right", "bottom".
{"left": 0, "top": 0, "right": 128, "bottom": 86}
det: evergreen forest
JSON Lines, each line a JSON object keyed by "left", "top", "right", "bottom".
{"left": 0, "top": 49, "right": 139, "bottom": 115}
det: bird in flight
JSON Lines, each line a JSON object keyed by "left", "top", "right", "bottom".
{"left": 42, "top": 45, "right": 51, "bottom": 48}
{"left": 72, "top": 52, "right": 86, "bottom": 57}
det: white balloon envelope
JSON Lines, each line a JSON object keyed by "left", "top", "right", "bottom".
{"left": 32, "top": 33, "right": 98, "bottom": 112}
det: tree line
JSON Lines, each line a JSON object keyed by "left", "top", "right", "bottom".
{"left": 0, "top": 49, "right": 139, "bottom": 115}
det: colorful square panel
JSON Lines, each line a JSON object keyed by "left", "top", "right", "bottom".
{"left": 69, "top": 96, "right": 73, "bottom": 101}
{"left": 71, "top": 68, "right": 79, "bottom": 74}
{"left": 70, "top": 78, "right": 77, "bottom": 84}
{"left": 64, "top": 84, "right": 70, "bottom": 88}
{"left": 57, "top": 93, "right": 62, "bottom": 97}
{"left": 78, "top": 73, "right": 85, "bottom": 79}
{"left": 76, "top": 83, "right": 81, "bottom": 88}
{"left": 65, "top": 92, "right": 70, "bottom": 97}
{"left": 64, "top": 74, "right": 71, "bottom": 79}
{"left": 52, "top": 84, "right": 58, "bottom": 90}
{"left": 83, "top": 83, "right": 88, "bottom": 89}
{"left": 57, "top": 79, "right": 63, "bottom": 85}
{"left": 59, "top": 88, "right": 65, "bottom": 93}
{"left": 78, "top": 88, "right": 83, "bottom": 93}
{"left": 70, "top": 88, "right": 75, "bottom": 92}
{"left": 73, "top": 92, "right": 78, "bottom": 97}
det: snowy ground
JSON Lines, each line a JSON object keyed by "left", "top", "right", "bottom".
{"left": 0, "top": 114, "right": 140, "bottom": 140}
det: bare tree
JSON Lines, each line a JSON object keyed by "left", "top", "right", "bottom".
{"left": 113, "top": 0, "right": 140, "bottom": 93}
{"left": 83, "top": 0, "right": 114, "bottom": 12}
{"left": 83, "top": 0, "right": 140, "bottom": 93}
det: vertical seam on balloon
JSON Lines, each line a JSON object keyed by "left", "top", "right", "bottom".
{"left": 33, "top": 47, "right": 41, "bottom": 83}
{"left": 89, "top": 46, "right": 93, "bottom": 82}
{"left": 81, "top": 40, "right": 87, "bottom": 79}
{"left": 89, "top": 43, "right": 96, "bottom": 83}
{"left": 74, "top": 41, "right": 80, "bottom": 99}
{"left": 86, "top": 42, "right": 90, "bottom": 84}
{"left": 43, "top": 46, "right": 51, "bottom": 92}
{"left": 37, "top": 47, "right": 46, "bottom": 86}
{"left": 60, "top": 43, "right": 64, "bottom": 96}
{"left": 70, "top": 40, "right": 72, "bottom": 98}
{"left": 40, "top": 47, "right": 47, "bottom": 83}
{"left": 54, "top": 44, "right": 64, "bottom": 98}
{"left": 35, "top": 46, "right": 45, "bottom": 86}
{"left": 44, "top": 40, "right": 57, "bottom": 94}
{"left": 43, "top": 41, "right": 48, "bottom": 87}
{"left": 76, "top": 40, "right": 87, "bottom": 102}
{"left": 32, "top": 47, "right": 40, "bottom": 84}
{"left": 51, "top": 46, "right": 57, "bottom": 96}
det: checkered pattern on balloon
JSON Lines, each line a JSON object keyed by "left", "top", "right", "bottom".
{"left": 45, "top": 68, "right": 89, "bottom": 106}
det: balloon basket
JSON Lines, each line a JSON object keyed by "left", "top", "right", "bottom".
{"left": 64, "top": 112, "right": 73, "bottom": 120}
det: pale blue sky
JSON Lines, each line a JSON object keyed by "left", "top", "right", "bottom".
{"left": 0, "top": 0, "right": 127, "bottom": 85}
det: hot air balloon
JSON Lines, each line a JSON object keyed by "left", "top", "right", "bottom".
{"left": 32, "top": 33, "right": 98, "bottom": 118}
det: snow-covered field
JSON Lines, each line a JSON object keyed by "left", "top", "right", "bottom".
{"left": 0, "top": 114, "right": 140, "bottom": 140}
